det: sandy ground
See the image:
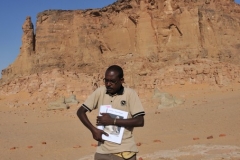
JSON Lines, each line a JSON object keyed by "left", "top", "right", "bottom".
{"left": 0, "top": 83, "right": 240, "bottom": 160}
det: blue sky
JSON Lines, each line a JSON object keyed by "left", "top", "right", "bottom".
{"left": 0, "top": 0, "right": 115, "bottom": 77}
{"left": 0, "top": 0, "right": 240, "bottom": 77}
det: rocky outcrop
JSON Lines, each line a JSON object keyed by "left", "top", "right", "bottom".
{"left": 0, "top": 58, "right": 239, "bottom": 108}
{"left": 0, "top": 0, "right": 240, "bottom": 107}
{"left": 152, "top": 88, "right": 185, "bottom": 109}
{"left": 1, "top": 0, "right": 240, "bottom": 80}
{"left": 47, "top": 95, "right": 78, "bottom": 110}
{"left": 1, "top": 16, "right": 35, "bottom": 80}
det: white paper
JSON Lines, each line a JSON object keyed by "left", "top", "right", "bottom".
{"left": 97, "top": 105, "right": 112, "bottom": 130}
{"left": 97, "top": 105, "right": 128, "bottom": 144}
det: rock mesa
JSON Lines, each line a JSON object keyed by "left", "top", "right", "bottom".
{"left": 0, "top": 0, "right": 240, "bottom": 107}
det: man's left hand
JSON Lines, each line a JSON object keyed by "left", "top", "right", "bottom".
{"left": 97, "top": 113, "right": 114, "bottom": 126}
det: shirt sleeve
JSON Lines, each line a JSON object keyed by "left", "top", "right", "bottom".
{"left": 81, "top": 87, "right": 102, "bottom": 112}
{"left": 128, "top": 89, "right": 145, "bottom": 118}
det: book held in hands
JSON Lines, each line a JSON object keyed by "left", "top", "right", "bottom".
{"left": 97, "top": 105, "right": 128, "bottom": 144}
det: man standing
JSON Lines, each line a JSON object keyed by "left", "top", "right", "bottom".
{"left": 77, "top": 65, "right": 145, "bottom": 160}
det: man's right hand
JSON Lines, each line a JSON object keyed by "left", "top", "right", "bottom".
{"left": 91, "top": 128, "right": 109, "bottom": 142}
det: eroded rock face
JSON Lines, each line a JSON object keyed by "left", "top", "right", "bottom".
{"left": 0, "top": 0, "right": 240, "bottom": 106}
{"left": 1, "top": 16, "right": 35, "bottom": 80}
{"left": 0, "top": 58, "right": 239, "bottom": 108}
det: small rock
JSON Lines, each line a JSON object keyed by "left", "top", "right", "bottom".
{"left": 219, "top": 134, "right": 226, "bottom": 137}
{"left": 73, "top": 145, "right": 81, "bottom": 148}
{"left": 27, "top": 146, "right": 33, "bottom": 149}
{"left": 10, "top": 147, "right": 17, "bottom": 150}
{"left": 193, "top": 137, "right": 200, "bottom": 140}
{"left": 41, "top": 142, "right": 47, "bottom": 144}
{"left": 136, "top": 142, "right": 142, "bottom": 146}
{"left": 207, "top": 135, "right": 213, "bottom": 139}
{"left": 153, "top": 140, "right": 161, "bottom": 142}
{"left": 91, "top": 143, "right": 97, "bottom": 147}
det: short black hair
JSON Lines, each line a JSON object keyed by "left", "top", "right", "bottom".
{"left": 106, "top": 65, "right": 124, "bottom": 78}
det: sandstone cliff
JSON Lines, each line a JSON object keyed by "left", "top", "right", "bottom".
{"left": 0, "top": 0, "right": 240, "bottom": 107}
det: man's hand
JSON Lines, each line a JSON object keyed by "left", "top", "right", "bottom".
{"left": 97, "top": 113, "right": 114, "bottom": 126}
{"left": 77, "top": 106, "right": 109, "bottom": 143}
{"left": 91, "top": 128, "right": 109, "bottom": 142}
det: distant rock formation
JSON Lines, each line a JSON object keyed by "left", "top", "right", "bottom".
{"left": 152, "top": 88, "right": 185, "bottom": 109}
{"left": 47, "top": 95, "right": 78, "bottom": 110}
{"left": 2, "top": 16, "right": 35, "bottom": 79}
{"left": 0, "top": 0, "right": 240, "bottom": 107}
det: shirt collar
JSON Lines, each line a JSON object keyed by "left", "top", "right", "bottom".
{"left": 106, "top": 85, "right": 124, "bottom": 96}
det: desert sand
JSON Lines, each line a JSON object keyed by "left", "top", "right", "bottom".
{"left": 1, "top": 83, "right": 240, "bottom": 160}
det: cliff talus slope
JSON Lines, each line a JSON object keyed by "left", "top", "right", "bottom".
{"left": 0, "top": 0, "right": 240, "bottom": 106}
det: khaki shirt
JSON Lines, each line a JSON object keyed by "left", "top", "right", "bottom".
{"left": 82, "top": 86, "right": 145, "bottom": 154}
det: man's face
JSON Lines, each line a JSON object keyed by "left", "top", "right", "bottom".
{"left": 104, "top": 70, "right": 123, "bottom": 94}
